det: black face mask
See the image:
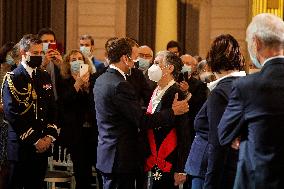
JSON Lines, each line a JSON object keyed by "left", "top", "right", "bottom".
{"left": 26, "top": 56, "right": 42, "bottom": 68}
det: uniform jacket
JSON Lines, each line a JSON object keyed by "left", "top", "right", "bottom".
{"left": 2, "top": 64, "right": 58, "bottom": 161}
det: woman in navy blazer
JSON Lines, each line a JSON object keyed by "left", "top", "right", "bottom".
{"left": 185, "top": 34, "right": 245, "bottom": 189}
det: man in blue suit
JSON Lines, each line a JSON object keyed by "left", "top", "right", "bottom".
{"left": 218, "top": 13, "right": 284, "bottom": 189}
{"left": 94, "top": 38, "right": 189, "bottom": 189}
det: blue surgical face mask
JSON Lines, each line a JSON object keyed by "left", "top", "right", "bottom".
{"left": 80, "top": 46, "right": 91, "bottom": 57}
{"left": 138, "top": 58, "right": 150, "bottom": 71}
{"left": 70, "top": 60, "right": 84, "bottom": 73}
{"left": 6, "top": 54, "right": 15, "bottom": 65}
{"left": 181, "top": 65, "right": 192, "bottom": 74}
{"left": 248, "top": 43, "right": 262, "bottom": 69}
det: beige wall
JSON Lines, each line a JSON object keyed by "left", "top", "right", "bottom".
{"left": 66, "top": 0, "right": 126, "bottom": 61}
{"left": 199, "top": 0, "right": 250, "bottom": 59}
{"left": 66, "top": 0, "right": 251, "bottom": 62}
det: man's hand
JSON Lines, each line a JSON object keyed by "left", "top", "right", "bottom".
{"left": 179, "top": 81, "right": 189, "bottom": 92}
{"left": 172, "top": 93, "right": 189, "bottom": 115}
{"left": 42, "top": 49, "right": 63, "bottom": 68}
{"left": 231, "top": 137, "right": 240, "bottom": 150}
{"left": 35, "top": 138, "right": 49, "bottom": 153}
{"left": 174, "top": 172, "right": 187, "bottom": 186}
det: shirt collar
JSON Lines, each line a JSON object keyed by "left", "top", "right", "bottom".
{"left": 21, "top": 61, "right": 36, "bottom": 78}
{"left": 263, "top": 55, "right": 284, "bottom": 66}
{"left": 109, "top": 64, "right": 126, "bottom": 80}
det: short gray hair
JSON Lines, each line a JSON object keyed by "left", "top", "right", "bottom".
{"left": 246, "top": 13, "right": 284, "bottom": 49}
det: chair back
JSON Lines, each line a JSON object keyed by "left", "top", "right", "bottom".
{"left": 45, "top": 144, "right": 75, "bottom": 189}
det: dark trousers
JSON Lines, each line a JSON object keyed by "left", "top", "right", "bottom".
{"left": 0, "top": 164, "right": 9, "bottom": 189}
{"left": 101, "top": 172, "right": 136, "bottom": 189}
{"left": 7, "top": 154, "right": 48, "bottom": 189}
{"left": 70, "top": 128, "right": 102, "bottom": 189}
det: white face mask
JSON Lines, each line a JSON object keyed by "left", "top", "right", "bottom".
{"left": 148, "top": 64, "right": 163, "bottom": 82}
{"left": 181, "top": 65, "right": 192, "bottom": 74}
{"left": 248, "top": 43, "right": 262, "bottom": 69}
{"left": 80, "top": 46, "right": 91, "bottom": 57}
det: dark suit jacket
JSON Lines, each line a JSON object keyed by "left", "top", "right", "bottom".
{"left": 2, "top": 64, "right": 58, "bottom": 161}
{"left": 204, "top": 77, "right": 239, "bottom": 189}
{"left": 94, "top": 68, "right": 174, "bottom": 174}
{"left": 218, "top": 57, "right": 284, "bottom": 189}
{"left": 185, "top": 76, "right": 208, "bottom": 142}
{"left": 92, "top": 57, "right": 105, "bottom": 73}
{"left": 185, "top": 101, "right": 209, "bottom": 178}
{"left": 127, "top": 68, "right": 153, "bottom": 108}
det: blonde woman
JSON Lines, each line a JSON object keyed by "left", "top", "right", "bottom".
{"left": 58, "top": 50, "right": 98, "bottom": 189}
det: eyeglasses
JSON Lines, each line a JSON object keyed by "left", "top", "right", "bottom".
{"left": 139, "top": 53, "right": 152, "bottom": 59}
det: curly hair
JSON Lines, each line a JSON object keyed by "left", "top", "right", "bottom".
{"left": 61, "top": 49, "right": 93, "bottom": 79}
{"left": 19, "top": 34, "right": 42, "bottom": 52}
{"left": 206, "top": 34, "right": 244, "bottom": 72}
{"left": 104, "top": 37, "right": 118, "bottom": 54}
{"left": 157, "top": 51, "right": 183, "bottom": 80}
{"left": 107, "top": 38, "right": 132, "bottom": 64}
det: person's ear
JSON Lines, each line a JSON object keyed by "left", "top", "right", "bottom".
{"left": 168, "top": 64, "right": 174, "bottom": 74}
{"left": 91, "top": 45, "right": 95, "bottom": 53}
{"left": 120, "top": 55, "right": 128, "bottom": 63}
{"left": 20, "top": 49, "right": 26, "bottom": 56}
{"left": 254, "top": 36, "right": 262, "bottom": 51}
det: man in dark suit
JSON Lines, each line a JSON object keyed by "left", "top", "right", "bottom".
{"left": 218, "top": 13, "right": 284, "bottom": 189}
{"left": 2, "top": 34, "right": 58, "bottom": 189}
{"left": 38, "top": 28, "right": 63, "bottom": 102}
{"left": 94, "top": 38, "right": 189, "bottom": 189}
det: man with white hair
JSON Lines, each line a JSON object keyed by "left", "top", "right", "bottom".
{"left": 218, "top": 13, "right": 284, "bottom": 188}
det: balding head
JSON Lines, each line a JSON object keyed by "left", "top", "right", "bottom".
{"left": 180, "top": 54, "right": 197, "bottom": 72}
{"left": 138, "top": 45, "right": 153, "bottom": 62}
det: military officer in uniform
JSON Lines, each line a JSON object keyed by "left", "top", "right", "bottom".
{"left": 2, "top": 34, "right": 58, "bottom": 189}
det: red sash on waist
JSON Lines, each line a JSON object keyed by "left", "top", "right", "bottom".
{"left": 145, "top": 89, "right": 177, "bottom": 172}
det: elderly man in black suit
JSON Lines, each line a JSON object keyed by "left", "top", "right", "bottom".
{"left": 218, "top": 13, "right": 284, "bottom": 189}
{"left": 94, "top": 38, "right": 189, "bottom": 189}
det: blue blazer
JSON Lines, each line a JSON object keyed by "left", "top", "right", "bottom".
{"left": 218, "top": 57, "right": 284, "bottom": 189}
{"left": 185, "top": 101, "right": 209, "bottom": 178}
{"left": 204, "top": 76, "right": 239, "bottom": 189}
{"left": 94, "top": 68, "right": 174, "bottom": 174}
